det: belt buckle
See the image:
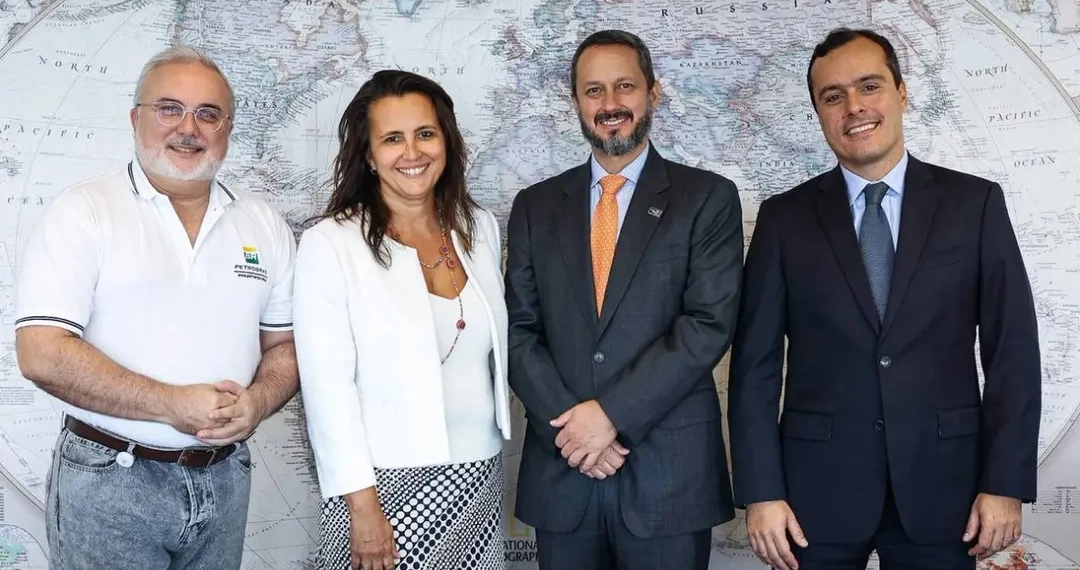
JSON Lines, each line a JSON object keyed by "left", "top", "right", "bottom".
{"left": 177, "top": 447, "right": 217, "bottom": 467}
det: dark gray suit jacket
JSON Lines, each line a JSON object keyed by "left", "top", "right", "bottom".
{"left": 505, "top": 145, "right": 743, "bottom": 538}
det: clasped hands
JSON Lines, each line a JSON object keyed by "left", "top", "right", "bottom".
{"left": 550, "top": 400, "right": 629, "bottom": 479}
{"left": 166, "top": 380, "right": 265, "bottom": 446}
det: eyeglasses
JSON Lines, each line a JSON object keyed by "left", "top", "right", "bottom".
{"left": 135, "top": 101, "right": 231, "bottom": 132}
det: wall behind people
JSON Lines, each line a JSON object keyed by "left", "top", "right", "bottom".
{"left": 0, "top": 1, "right": 1078, "bottom": 568}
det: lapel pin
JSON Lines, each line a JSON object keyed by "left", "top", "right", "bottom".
{"left": 648, "top": 207, "right": 663, "bottom": 218}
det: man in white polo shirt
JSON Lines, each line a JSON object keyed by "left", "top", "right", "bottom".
{"left": 13, "top": 46, "right": 299, "bottom": 570}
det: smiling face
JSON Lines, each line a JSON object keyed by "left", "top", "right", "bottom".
{"left": 809, "top": 36, "right": 908, "bottom": 178}
{"left": 367, "top": 92, "right": 447, "bottom": 206}
{"left": 573, "top": 43, "right": 659, "bottom": 159}
{"left": 130, "top": 62, "right": 232, "bottom": 182}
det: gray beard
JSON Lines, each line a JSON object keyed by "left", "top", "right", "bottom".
{"left": 579, "top": 106, "right": 653, "bottom": 156}
{"left": 135, "top": 135, "right": 223, "bottom": 182}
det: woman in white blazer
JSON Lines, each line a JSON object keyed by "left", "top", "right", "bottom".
{"left": 292, "top": 70, "right": 511, "bottom": 570}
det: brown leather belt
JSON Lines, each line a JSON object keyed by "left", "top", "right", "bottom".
{"left": 64, "top": 416, "right": 236, "bottom": 468}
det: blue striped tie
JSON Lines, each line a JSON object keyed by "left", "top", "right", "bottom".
{"left": 859, "top": 182, "right": 893, "bottom": 321}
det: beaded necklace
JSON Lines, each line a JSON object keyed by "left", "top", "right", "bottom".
{"left": 390, "top": 215, "right": 465, "bottom": 364}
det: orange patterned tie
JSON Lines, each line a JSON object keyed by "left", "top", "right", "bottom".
{"left": 591, "top": 174, "right": 627, "bottom": 314}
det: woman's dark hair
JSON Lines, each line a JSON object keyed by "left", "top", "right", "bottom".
{"left": 318, "top": 69, "right": 477, "bottom": 267}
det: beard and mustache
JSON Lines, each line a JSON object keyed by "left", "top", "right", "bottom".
{"left": 135, "top": 132, "right": 224, "bottom": 182}
{"left": 578, "top": 102, "right": 654, "bottom": 156}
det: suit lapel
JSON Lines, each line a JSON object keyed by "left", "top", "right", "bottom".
{"left": 555, "top": 162, "right": 598, "bottom": 326}
{"left": 815, "top": 167, "right": 881, "bottom": 333}
{"left": 881, "top": 156, "right": 938, "bottom": 337}
{"left": 596, "top": 147, "right": 669, "bottom": 337}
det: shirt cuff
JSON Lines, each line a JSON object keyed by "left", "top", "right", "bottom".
{"left": 14, "top": 315, "right": 85, "bottom": 336}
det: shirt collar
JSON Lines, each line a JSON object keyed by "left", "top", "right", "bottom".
{"left": 127, "top": 158, "right": 236, "bottom": 206}
{"left": 841, "top": 150, "right": 909, "bottom": 206}
{"left": 590, "top": 141, "right": 651, "bottom": 187}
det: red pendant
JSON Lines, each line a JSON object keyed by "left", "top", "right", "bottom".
{"left": 447, "top": 258, "right": 457, "bottom": 268}
{"left": 456, "top": 319, "right": 466, "bottom": 330}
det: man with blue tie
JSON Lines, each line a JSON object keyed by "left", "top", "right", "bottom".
{"left": 728, "top": 27, "right": 1042, "bottom": 570}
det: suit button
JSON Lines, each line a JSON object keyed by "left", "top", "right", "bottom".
{"left": 874, "top": 420, "right": 885, "bottom": 431}
{"left": 593, "top": 352, "right": 604, "bottom": 363}
{"left": 879, "top": 356, "right": 891, "bottom": 368}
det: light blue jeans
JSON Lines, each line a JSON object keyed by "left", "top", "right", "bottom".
{"left": 45, "top": 427, "right": 252, "bottom": 570}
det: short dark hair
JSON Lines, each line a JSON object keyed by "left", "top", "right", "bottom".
{"left": 570, "top": 29, "right": 656, "bottom": 96}
{"left": 806, "top": 28, "right": 904, "bottom": 109}
{"left": 316, "top": 69, "right": 477, "bottom": 268}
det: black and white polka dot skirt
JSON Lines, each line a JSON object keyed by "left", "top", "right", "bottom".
{"left": 316, "top": 453, "right": 506, "bottom": 570}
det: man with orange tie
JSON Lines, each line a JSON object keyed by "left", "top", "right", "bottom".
{"left": 504, "top": 29, "right": 745, "bottom": 570}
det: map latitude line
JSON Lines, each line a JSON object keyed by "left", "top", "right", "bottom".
{"left": 962, "top": 0, "right": 1080, "bottom": 117}
{"left": 0, "top": 0, "right": 65, "bottom": 60}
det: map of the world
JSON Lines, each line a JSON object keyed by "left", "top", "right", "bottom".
{"left": 1, "top": 0, "right": 1079, "bottom": 568}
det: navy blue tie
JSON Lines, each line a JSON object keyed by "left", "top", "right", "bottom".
{"left": 859, "top": 182, "right": 893, "bottom": 321}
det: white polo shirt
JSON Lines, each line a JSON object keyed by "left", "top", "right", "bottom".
{"left": 14, "top": 158, "right": 296, "bottom": 449}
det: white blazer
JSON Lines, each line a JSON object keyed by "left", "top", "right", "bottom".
{"left": 292, "top": 208, "right": 511, "bottom": 500}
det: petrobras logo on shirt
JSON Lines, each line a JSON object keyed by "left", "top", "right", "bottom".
{"left": 242, "top": 245, "right": 260, "bottom": 265}
{"left": 235, "top": 245, "right": 268, "bottom": 281}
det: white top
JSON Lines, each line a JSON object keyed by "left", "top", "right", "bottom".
{"left": 430, "top": 280, "right": 502, "bottom": 463}
{"left": 293, "top": 209, "right": 511, "bottom": 500}
{"left": 14, "top": 159, "right": 296, "bottom": 448}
